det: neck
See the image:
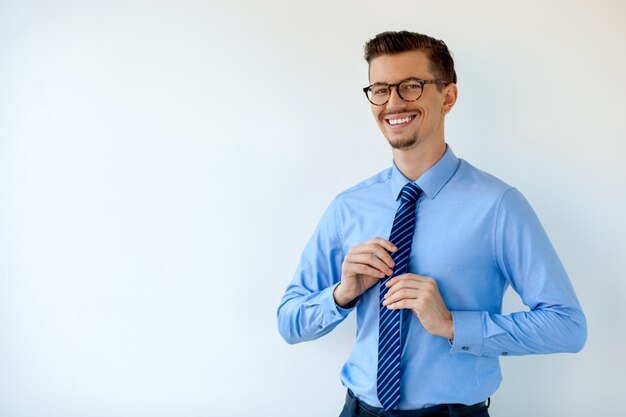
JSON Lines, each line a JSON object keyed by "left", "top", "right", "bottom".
{"left": 392, "top": 140, "right": 446, "bottom": 182}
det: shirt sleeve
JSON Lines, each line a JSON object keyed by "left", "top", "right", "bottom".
{"left": 277, "top": 199, "right": 355, "bottom": 344}
{"left": 450, "top": 188, "right": 587, "bottom": 356}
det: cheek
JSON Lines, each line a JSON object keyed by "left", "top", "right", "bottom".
{"left": 371, "top": 108, "right": 385, "bottom": 124}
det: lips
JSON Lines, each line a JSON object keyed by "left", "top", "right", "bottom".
{"left": 384, "top": 113, "right": 417, "bottom": 128}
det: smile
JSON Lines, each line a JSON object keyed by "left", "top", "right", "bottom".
{"left": 385, "top": 115, "right": 416, "bottom": 127}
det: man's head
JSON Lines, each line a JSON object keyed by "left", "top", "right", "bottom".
{"left": 363, "top": 31, "right": 458, "bottom": 151}
{"left": 364, "top": 31, "right": 457, "bottom": 87}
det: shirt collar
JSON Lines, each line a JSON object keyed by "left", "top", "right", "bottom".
{"left": 390, "top": 144, "right": 460, "bottom": 201}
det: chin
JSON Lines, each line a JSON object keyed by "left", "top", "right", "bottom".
{"left": 387, "top": 136, "right": 418, "bottom": 150}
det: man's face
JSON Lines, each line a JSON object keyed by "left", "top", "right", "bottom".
{"left": 368, "top": 51, "right": 456, "bottom": 150}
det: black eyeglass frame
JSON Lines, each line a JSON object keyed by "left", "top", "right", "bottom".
{"left": 362, "top": 78, "right": 450, "bottom": 106}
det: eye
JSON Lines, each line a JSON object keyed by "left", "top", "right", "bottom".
{"left": 402, "top": 82, "right": 421, "bottom": 90}
{"left": 371, "top": 86, "right": 389, "bottom": 96}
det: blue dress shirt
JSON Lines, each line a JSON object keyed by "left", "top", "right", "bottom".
{"left": 277, "top": 146, "right": 586, "bottom": 409}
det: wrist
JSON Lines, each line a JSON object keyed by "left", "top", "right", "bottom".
{"left": 333, "top": 283, "right": 358, "bottom": 308}
{"left": 444, "top": 316, "right": 455, "bottom": 340}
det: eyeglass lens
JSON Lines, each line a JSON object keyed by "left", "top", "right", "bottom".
{"left": 367, "top": 80, "right": 423, "bottom": 105}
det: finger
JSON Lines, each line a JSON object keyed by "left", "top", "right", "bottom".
{"left": 382, "top": 288, "right": 419, "bottom": 306}
{"left": 344, "top": 253, "right": 393, "bottom": 276}
{"left": 366, "top": 244, "right": 397, "bottom": 269}
{"left": 344, "top": 262, "right": 387, "bottom": 279}
{"left": 368, "top": 237, "right": 398, "bottom": 253}
{"left": 386, "top": 273, "right": 435, "bottom": 288}
{"left": 351, "top": 244, "right": 397, "bottom": 269}
{"left": 385, "top": 299, "right": 414, "bottom": 311}
{"left": 386, "top": 278, "right": 424, "bottom": 292}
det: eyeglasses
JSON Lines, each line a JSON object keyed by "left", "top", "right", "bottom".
{"left": 362, "top": 78, "right": 450, "bottom": 106}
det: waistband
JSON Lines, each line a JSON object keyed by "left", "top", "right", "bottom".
{"left": 345, "top": 390, "right": 489, "bottom": 417}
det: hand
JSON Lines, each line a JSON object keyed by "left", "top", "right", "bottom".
{"left": 382, "top": 273, "right": 454, "bottom": 339}
{"left": 334, "top": 238, "right": 397, "bottom": 307}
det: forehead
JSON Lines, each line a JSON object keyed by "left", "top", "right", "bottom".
{"left": 368, "top": 50, "right": 435, "bottom": 83}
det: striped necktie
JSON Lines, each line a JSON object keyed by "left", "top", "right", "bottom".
{"left": 377, "top": 182, "right": 422, "bottom": 411}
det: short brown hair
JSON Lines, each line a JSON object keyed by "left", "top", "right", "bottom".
{"left": 364, "top": 31, "right": 457, "bottom": 84}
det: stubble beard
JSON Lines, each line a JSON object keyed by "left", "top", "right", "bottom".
{"left": 387, "top": 132, "right": 419, "bottom": 150}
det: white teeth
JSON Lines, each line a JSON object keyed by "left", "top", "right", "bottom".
{"left": 388, "top": 116, "right": 414, "bottom": 125}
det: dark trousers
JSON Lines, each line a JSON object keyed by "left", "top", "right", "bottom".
{"left": 339, "top": 390, "right": 490, "bottom": 417}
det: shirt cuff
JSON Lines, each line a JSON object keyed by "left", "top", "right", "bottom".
{"left": 320, "top": 283, "right": 356, "bottom": 327}
{"left": 449, "top": 311, "right": 483, "bottom": 356}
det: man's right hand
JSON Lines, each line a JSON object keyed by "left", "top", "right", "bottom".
{"left": 333, "top": 237, "right": 397, "bottom": 308}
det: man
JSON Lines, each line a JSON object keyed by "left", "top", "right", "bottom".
{"left": 277, "top": 31, "right": 586, "bottom": 417}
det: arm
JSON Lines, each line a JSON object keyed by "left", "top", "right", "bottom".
{"left": 277, "top": 200, "right": 398, "bottom": 344}
{"left": 450, "top": 188, "right": 587, "bottom": 356}
{"left": 277, "top": 201, "right": 352, "bottom": 344}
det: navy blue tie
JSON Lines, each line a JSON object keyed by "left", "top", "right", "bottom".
{"left": 377, "top": 182, "right": 422, "bottom": 411}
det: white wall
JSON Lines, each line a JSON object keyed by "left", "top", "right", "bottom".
{"left": 1, "top": 1, "right": 625, "bottom": 416}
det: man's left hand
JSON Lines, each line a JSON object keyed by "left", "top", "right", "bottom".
{"left": 382, "top": 273, "right": 454, "bottom": 340}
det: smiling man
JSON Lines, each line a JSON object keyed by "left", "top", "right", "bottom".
{"left": 277, "top": 31, "right": 586, "bottom": 417}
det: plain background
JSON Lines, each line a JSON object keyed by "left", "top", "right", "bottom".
{"left": 1, "top": 0, "right": 625, "bottom": 416}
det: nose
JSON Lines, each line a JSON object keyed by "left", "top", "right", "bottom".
{"left": 386, "top": 85, "right": 406, "bottom": 109}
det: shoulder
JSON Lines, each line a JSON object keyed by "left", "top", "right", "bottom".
{"left": 315, "top": 166, "right": 392, "bottom": 228}
{"left": 451, "top": 159, "right": 515, "bottom": 200}
{"left": 451, "top": 159, "right": 539, "bottom": 221}
{"left": 332, "top": 166, "right": 393, "bottom": 204}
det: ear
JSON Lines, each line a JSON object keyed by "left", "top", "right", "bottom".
{"left": 441, "top": 83, "right": 458, "bottom": 115}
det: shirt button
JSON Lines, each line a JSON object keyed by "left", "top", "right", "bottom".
{"left": 462, "top": 346, "right": 470, "bottom": 351}
{"left": 502, "top": 352, "right": 509, "bottom": 356}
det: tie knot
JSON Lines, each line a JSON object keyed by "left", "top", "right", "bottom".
{"left": 400, "top": 182, "right": 421, "bottom": 203}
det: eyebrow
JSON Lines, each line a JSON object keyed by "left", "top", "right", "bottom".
{"left": 368, "top": 77, "right": 424, "bottom": 86}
